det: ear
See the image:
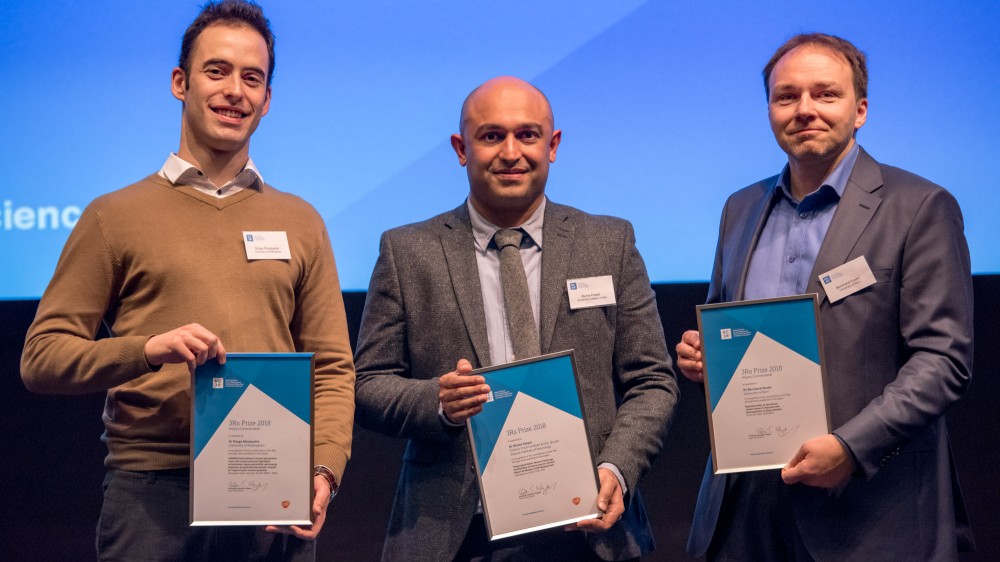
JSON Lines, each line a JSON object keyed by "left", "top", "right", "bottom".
{"left": 450, "top": 133, "right": 468, "bottom": 167}
{"left": 548, "top": 129, "right": 562, "bottom": 163}
{"left": 854, "top": 98, "right": 868, "bottom": 130}
{"left": 260, "top": 86, "right": 272, "bottom": 117}
{"left": 171, "top": 67, "right": 187, "bottom": 102}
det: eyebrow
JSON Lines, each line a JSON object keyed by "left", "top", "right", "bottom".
{"left": 201, "top": 58, "right": 266, "bottom": 76}
{"left": 474, "top": 122, "right": 544, "bottom": 134}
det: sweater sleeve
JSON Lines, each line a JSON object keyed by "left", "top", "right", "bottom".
{"left": 291, "top": 222, "right": 355, "bottom": 483}
{"left": 21, "top": 205, "right": 153, "bottom": 394}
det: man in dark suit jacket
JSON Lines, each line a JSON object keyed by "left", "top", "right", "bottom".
{"left": 676, "top": 34, "right": 974, "bottom": 561}
{"left": 354, "top": 76, "right": 679, "bottom": 561}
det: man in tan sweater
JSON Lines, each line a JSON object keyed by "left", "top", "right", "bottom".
{"left": 20, "top": 1, "right": 354, "bottom": 560}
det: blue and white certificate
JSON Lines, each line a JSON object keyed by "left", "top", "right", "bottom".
{"left": 697, "top": 295, "right": 830, "bottom": 474}
{"left": 190, "top": 353, "right": 314, "bottom": 526}
{"left": 467, "top": 351, "right": 600, "bottom": 540}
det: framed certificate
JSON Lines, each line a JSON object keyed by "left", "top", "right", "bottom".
{"left": 697, "top": 294, "right": 830, "bottom": 474}
{"left": 190, "top": 353, "right": 315, "bottom": 526}
{"left": 466, "top": 351, "right": 601, "bottom": 540}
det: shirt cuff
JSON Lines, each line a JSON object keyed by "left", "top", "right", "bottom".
{"left": 438, "top": 402, "right": 464, "bottom": 428}
{"left": 598, "top": 462, "right": 628, "bottom": 497}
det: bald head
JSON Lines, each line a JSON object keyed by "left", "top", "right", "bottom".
{"left": 458, "top": 76, "right": 554, "bottom": 134}
{"left": 449, "top": 75, "right": 562, "bottom": 228}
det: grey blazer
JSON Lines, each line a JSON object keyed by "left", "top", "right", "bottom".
{"left": 355, "top": 200, "right": 679, "bottom": 561}
{"left": 687, "top": 148, "right": 975, "bottom": 561}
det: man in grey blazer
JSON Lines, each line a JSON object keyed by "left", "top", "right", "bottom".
{"left": 676, "top": 34, "right": 974, "bottom": 561}
{"left": 354, "top": 76, "right": 679, "bottom": 561}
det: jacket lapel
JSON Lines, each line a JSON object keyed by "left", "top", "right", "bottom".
{"left": 805, "top": 148, "right": 883, "bottom": 301}
{"left": 735, "top": 179, "right": 780, "bottom": 301}
{"left": 539, "top": 202, "right": 574, "bottom": 354}
{"left": 440, "top": 204, "right": 491, "bottom": 367}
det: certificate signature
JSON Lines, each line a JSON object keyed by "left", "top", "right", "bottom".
{"left": 518, "top": 482, "right": 558, "bottom": 499}
{"left": 748, "top": 425, "right": 800, "bottom": 439}
{"left": 228, "top": 479, "right": 270, "bottom": 493}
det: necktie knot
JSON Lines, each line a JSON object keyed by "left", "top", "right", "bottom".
{"left": 494, "top": 228, "right": 524, "bottom": 251}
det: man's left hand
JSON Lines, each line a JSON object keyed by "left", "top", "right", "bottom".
{"left": 571, "top": 468, "right": 624, "bottom": 532}
{"left": 781, "top": 434, "right": 854, "bottom": 489}
{"left": 265, "top": 474, "right": 331, "bottom": 540}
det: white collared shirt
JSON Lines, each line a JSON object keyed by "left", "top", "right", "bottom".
{"left": 158, "top": 153, "right": 263, "bottom": 198}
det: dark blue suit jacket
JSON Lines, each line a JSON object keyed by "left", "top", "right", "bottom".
{"left": 687, "top": 148, "right": 975, "bottom": 561}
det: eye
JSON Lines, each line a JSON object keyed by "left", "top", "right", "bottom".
{"left": 516, "top": 130, "right": 541, "bottom": 142}
{"left": 205, "top": 67, "right": 225, "bottom": 78}
{"left": 775, "top": 93, "right": 797, "bottom": 105}
{"left": 243, "top": 73, "right": 264, "bottom": 87}
{"left": 482, "top": 131, "right": 504, "bottom": 143}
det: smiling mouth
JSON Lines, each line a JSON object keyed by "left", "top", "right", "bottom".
{"left": 213, "top": 107, "right": 247, "bottom": 119}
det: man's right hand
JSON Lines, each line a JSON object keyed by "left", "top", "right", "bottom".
{"left": 438, "top": 359, "right": 490, "bottom": 423}
{"left": 675, "top": 329, "right": 704, "bottom": 383}
{"left": 144, "top": 323, "right": 226, "bottom": 375}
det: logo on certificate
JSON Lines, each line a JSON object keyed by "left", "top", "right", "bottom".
{"left": 245, "top": 234, "right": 254, "bottom": 242}
{"left": 570, "top": 282, "right": 578, "bottom": 290}
{"left": 486, "top": 391, "right": 495, "bottom": 402}
{"left": 720, "top": 328, "right": 732, "bottom": 340}
{"left": 212, "top": 377, "right": 224, "bottom": 389}
{"left": 572, "top": 497, "right": 581, "bottom": 505}
{"left": 281, "top": 500, "right": 290, "bottom": 509}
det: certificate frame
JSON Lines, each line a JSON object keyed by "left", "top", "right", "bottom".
{"left": 190, "top": 352, "right": 315, "bottom": 526}
{"left": 697, "top": 294, "right": 830, "bottom": 474}
{"left": 466, "top": 350, "right": 601, "bottom": 540}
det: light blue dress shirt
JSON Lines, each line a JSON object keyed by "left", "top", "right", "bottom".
{"left": 744, "top": 143, "right": 860, "bottom": 300}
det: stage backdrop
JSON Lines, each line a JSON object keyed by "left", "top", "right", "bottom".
{"left": 1, "top": 0, "right": 998, "bottom": 299}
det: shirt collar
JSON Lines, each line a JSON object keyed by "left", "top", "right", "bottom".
{"left": 775, "top": 142, "right": 860, "bottom": 207}
{"left": 158, "top": 153, "right": 264, "bottom": 191}
{"left": 467, "top": 197, "right": 546, "bottom": 252}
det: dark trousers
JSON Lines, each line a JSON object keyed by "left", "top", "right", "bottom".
{"left": 97, "top": 469, "right": 314, "bottom": 562}
{"left": 707, "top": 470, "right": 814, "bottom": 562}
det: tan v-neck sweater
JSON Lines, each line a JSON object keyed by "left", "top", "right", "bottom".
{"left": 22, "top": 174, "right": 354, "bottom": 480}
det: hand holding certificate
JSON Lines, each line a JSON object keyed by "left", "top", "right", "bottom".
{"left": 190, "top": 353, "right": 315, "bottom": 526}
{"left": 696, "top": 295, "right": 830, "bottom": 474}
{"left": 465, "top": 351, "right": 601, "bottom": 540}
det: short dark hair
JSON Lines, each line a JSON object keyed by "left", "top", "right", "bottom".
{"left": 763, "top": 33, "right": 867, "bottom": 101}
{"left": 178, "top": 0, "right": 275, "bottom": 87}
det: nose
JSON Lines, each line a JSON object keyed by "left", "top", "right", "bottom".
{"left": 794, "top": 95, "right": 817, "bottom": 120}
{"left": 498, "top": 135, "right": 521, "bottom": 162}
{"left": 222, "top": 75, "right": 243, "bottom": 100}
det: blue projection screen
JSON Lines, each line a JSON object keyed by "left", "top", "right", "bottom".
{"left": 1, "top": 1, "right": 997, "bottom": 298}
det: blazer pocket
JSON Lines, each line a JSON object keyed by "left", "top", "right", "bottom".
{"left": 871, "top": 266, "right": 894, "bottom": 284}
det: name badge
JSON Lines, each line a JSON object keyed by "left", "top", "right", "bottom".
{"left": 243, "top": 231, "right": 291, "bottom": 260}
{"left": 566, "top": 275, "right": 616, "bottom": 309}
{"left": 818, "top": 256, "right": 877, "bottom": 303}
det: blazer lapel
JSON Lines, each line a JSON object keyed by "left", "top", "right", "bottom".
{"left": 734, "top": 180, "right": 781, "bottom": 301}
{"left": 806, "top": 148, "right": 883, "bottom": 301}
{"left": 539, "top": 202, "right": 574, "bottom": 354}
{"left": 440, "top": 204, "right": 491, "bottom": 367}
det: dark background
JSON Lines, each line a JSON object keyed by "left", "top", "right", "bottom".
{"left": 2, "top": 277, "right": 997, "bottom": 561}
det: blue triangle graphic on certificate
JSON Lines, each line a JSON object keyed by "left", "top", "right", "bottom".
{"left": 193, "top": 356, "right": 312, "bottom": 458}
{"left": 472, "top": 355, "right": 582, "bottom": 472}
{"left": 703, "top": 299, "right": 819, "bottom": 411}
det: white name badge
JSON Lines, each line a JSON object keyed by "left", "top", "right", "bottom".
{"left": 818, "top": 256, "right": 877, "bottom": 303}
{"left": 566, "top": 275, "right": 616, "bottom": 309}
{"left": 243, "top": 231, "right": 291, "bottom": 260}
